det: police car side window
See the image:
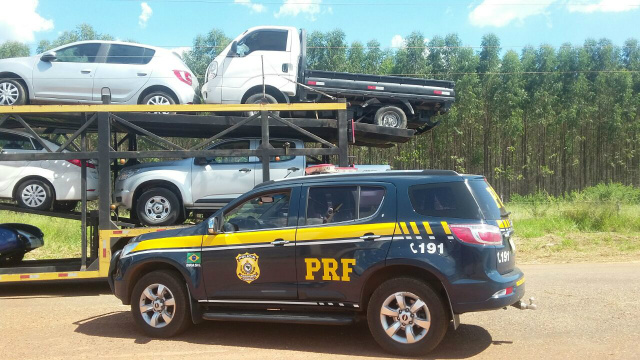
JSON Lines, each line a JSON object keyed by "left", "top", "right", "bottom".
{"left": 409, "top": 182, "right": 482, "bottom": 219}
{"left": 223, "top": 191, "right": 291, "bottom": 232}
{"left": 306, "top": 186, "right": 385, "bottom": 225}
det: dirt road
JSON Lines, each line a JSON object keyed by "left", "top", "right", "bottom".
{"left": 1, "top": 262, "right": 639, "bottom": 359}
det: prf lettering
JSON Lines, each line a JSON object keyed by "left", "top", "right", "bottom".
{"left": 305, "top": 258, "right": 356, "bottom": 281}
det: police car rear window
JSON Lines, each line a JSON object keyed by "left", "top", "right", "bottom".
{"left": 409, "top": 182, "right": 482, "bottom": 219}
{"left": 467, "top": 180, "right": 509, "bottom": 220}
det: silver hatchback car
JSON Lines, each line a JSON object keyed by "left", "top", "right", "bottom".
{"left": 0, "top": 40, "right": 198, "bottom": 106}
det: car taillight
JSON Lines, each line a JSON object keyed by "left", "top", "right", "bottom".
{"left": 67, "top": 159, "right": 96, "bottom": 169}
{"left": 450, "top": 223, "right": 502, "bottom": 245}
{"left": 173, "top": 70, "right": 192, "bottom": 86}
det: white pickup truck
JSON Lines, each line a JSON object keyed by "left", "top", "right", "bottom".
{"left": 113, "top": 137, "right": 389, "bottom": 226}
{"left": 201, "top": 26, "right": 455, "bottom": 131}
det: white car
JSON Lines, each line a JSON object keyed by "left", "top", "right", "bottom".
{"left": 0, "top": 40, "right": 198, "bottom": 106}
{"left": 0, "top": 129, "right": 98, "bottom": 211}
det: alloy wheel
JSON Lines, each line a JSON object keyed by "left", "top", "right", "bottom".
{"left": 139, "top": 283, "right": 176, "bottom": 328}
{"left": 379, "top": 291, "right": 431, "bottom": 344}
{"left": 0, "top": 82, "right": 19, "bottom": 105}
{"left": 21, "top": 184, "right": 47, "bottom": 207}
{"left": 144, "top": 195, "right": 172, "bottom": 223}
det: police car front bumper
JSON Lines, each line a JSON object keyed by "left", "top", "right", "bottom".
{"left": 449, "top": 267, "right": 526, "bottom": 314}
{"left": 108, "top": 250, "right": 130, "bottom": 304}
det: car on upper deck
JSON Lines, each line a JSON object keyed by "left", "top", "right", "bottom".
{"left": 109, "top": 170, "right": 528, "bottom": 356}
{"left": 0, "top": 40, "right": 198, "bottom": 106}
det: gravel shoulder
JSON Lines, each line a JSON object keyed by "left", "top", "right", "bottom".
{"left": 1, "top": 262, "right": 639, "bottom": 359}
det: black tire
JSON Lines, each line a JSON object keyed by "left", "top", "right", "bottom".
{"left": 136, "top": 187, "right": 181, "bottom": 226}
{"left": 53, "top": 201, "right": 78, "bottom": 212}
{"left": 16, "top": 179, "right": 54, "bottom": 211}
{"left": 131, "top": 270, "right": 192, "bottom": 338}
{"left": 0, "top": 78, "right": 27, "bottom": 106}
{"left": 367, "top": 277, "right": 448, "bottom": 356}
{"left": 374, "top": 106, "right": 407, "bottom": 129}
{"left": 244, "top": 93, "right": 279, "bottom": 117}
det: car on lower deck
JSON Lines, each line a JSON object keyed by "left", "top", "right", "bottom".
{"left": 109, "top": 170, "right": 528, "bottom": 356}
{"left": 0, "top": 129, "right": 98, "bottom": 211}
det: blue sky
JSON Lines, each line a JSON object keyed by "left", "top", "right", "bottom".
{"left": 1, "top": 0, "right": 639, "bottom": 55}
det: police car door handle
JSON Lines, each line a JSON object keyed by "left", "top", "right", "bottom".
{"left": 360, "top": 233, "right": 381, "bottom": 241}
{"left": 271, "top": 239, "right": 289, "bottom": 246}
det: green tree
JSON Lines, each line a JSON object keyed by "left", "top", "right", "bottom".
{"left": 36, "top": 23, "right": 114, "bottom": 53}
{"left": 182, "top": 29, "right": 230, "bottom": 84}
{"left": 0, "top": 41, "right": 30, "bottom": 59}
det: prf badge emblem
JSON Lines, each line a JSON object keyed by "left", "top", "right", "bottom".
{"left": 236, "top": 253, "right": 260, "bottom": 283}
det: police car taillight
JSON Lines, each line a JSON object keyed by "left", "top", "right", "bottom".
{"left": 450, "top": 224, "right": 502, "bottom": 245}
{"left": 491, "top": 287, "right": 514, "bottom": 298}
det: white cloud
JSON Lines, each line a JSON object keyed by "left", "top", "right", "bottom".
{"left": 0, "top": 0, "right": 53, "bottom": 43}
{"left": 567, "top": 0, "right": 639, "bottom": 13}
{"left": 234, "top": 0, "right": 266, "bottom": 13}
{"left": 275, "top": 0, "right": 321, "bottom": 20}
{"left": 469, "top": 0, "right": 555, "bottom": 27}
{"left": 139, "top": 2, "right": 153, "bottom": 28}
{"left": 391, "top": 35, "right": 405, "bottom": 49}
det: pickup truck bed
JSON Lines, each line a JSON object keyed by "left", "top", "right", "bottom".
{"left": 305, "top": 70, "right": 455, "bottom": 102}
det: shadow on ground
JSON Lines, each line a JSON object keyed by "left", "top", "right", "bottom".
{"left": 74, "top": 310, "right": 498, "bottom": 358}
{"left": 0, "top": 280, "right": 111, "bottom": 299}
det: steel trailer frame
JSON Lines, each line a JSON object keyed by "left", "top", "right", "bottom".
{"left": 0, "top": 100, "right": 349, "bottom": 282}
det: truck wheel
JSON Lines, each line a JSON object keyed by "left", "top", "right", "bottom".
{"left": 244, "top": 93, "right": 279, "bottom": 117}
{"left": 0, "top": 79, "right": 27, "bottom": 106}
{"left": 131, "top": 270, "right": 192, "bottom": 338}
{"left": 374, "top": 106, "right": 407, "bottom": 129}
{"left": 136, "top": 187, "right": 181, "bottom": 226}
{"left": 367, "top": 277, "right": 448, "bottom": 356}
{"left": 16, "top": 179, "right": 53, "bottom": 210}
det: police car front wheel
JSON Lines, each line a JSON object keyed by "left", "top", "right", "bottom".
{"left": 131, "top": 270, "right": 192, "bottom": 337}
{"left": 367, "top": 277, "right": 448, "bottom": 356}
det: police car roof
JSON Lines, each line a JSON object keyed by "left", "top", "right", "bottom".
{"left": 255, "top": 170, "right": 482, "bottom": 188}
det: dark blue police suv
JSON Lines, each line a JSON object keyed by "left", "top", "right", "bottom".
{"left": 109, "top": 170, "right": 530, "bottom": 356}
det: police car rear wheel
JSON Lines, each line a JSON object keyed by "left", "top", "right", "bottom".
{"left": 367, "top": 277, "right": 448, "bottom": 356}
{"left": 131, "top": 270, "right": 192, "bottom": 337}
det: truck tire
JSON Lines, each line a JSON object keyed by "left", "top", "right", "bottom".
{"left": 131, "top": 270, "right": 192, "bottom": 338}
{"left": 244, "top": 93, "right": 279, "bottom": 117}
{"left": 374, "top": 106, "right": 407, "bottom": 129}
{"left": 0, "top": 78, "right": 27, "bottom": 106}
{"left": 367, "top": 277, "right": 448, "bottom": 356}
{"left": 16, "top": 179, "right": 54, "bottom": 211}
{"left": 136, "top": 187, "right": 181, "bottom": 226}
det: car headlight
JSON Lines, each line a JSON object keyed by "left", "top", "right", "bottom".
{"left": 207, "top": 61, "right": 218, "bottom": 81}
{"left": 120, "top": 242, "right": 139, "bottom": 258}
{"left": 116, "top": 168, "right": 141, "bottom": 181}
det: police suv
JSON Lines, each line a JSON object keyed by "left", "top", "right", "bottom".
{"left": 109, "top": 170, "right": 528, "bottom": 356}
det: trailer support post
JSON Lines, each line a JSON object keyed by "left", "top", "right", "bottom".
{"left": 261, "top": 110, "right": 270, "bottom": 182}
{"left": 97, "top": 110, "right": 115, "bottom": 230}
{"left": 337, "top": 98, "right": 349, "bottom": 167}
{"left": 80, "top": 113, "right": 88, "bottom": 270}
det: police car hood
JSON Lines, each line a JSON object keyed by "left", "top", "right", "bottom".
{"left": 136, "top": 224, "right": 204, "bottom": 242}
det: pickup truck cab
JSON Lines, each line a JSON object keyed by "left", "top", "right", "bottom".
{"left": 109, "top": 171, "right": 528, "bottom": 356}
{"left": 201, "top": 26, "right": 455, "bottom": 130}
{"left": 113, "top": 137, "right": 388, "bottom": 226}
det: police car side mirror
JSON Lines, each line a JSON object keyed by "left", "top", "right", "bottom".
{"left": 207, "top": 217, "right": 220, "bottom": 235}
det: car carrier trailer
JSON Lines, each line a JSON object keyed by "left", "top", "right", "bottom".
{"left": 0, "top": 98, "right": 415, "bottom": 283}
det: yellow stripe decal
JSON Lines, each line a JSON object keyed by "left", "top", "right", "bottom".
{"left": 132, "top": 235, "right": 203, "bottom": 253}
{"left": 400, "top": 222, "right": 410, "bottom": 235}
{"left": 422, "top": 222, "right": 433, "bottom": 234}
{"left": 204, "top": 229, "right": 296, "bottom": 247}
{"left": 410, "top": 222, "right": 420, "bottom": 235}
{"left": 516, "top": 276, "right": 525, "bottom": 287}
{"left": 507, "top": 219, "right": 512, "bottom": 227}
{"left": 441, "top": 221, "right": 452, "bottom": 234}
{"left": 297, "top": 222, "right": 396, "bottom": 242}
{"left": 498, "top": 220, "right": 505, "bottom": 228}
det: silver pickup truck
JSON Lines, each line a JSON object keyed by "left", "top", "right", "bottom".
{"left": 113, "top": 138, "right": 389, "bottom": 226}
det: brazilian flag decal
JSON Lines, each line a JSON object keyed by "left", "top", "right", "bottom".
{"left": 187, "top": 252, "right": 201, "bottom": 264}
